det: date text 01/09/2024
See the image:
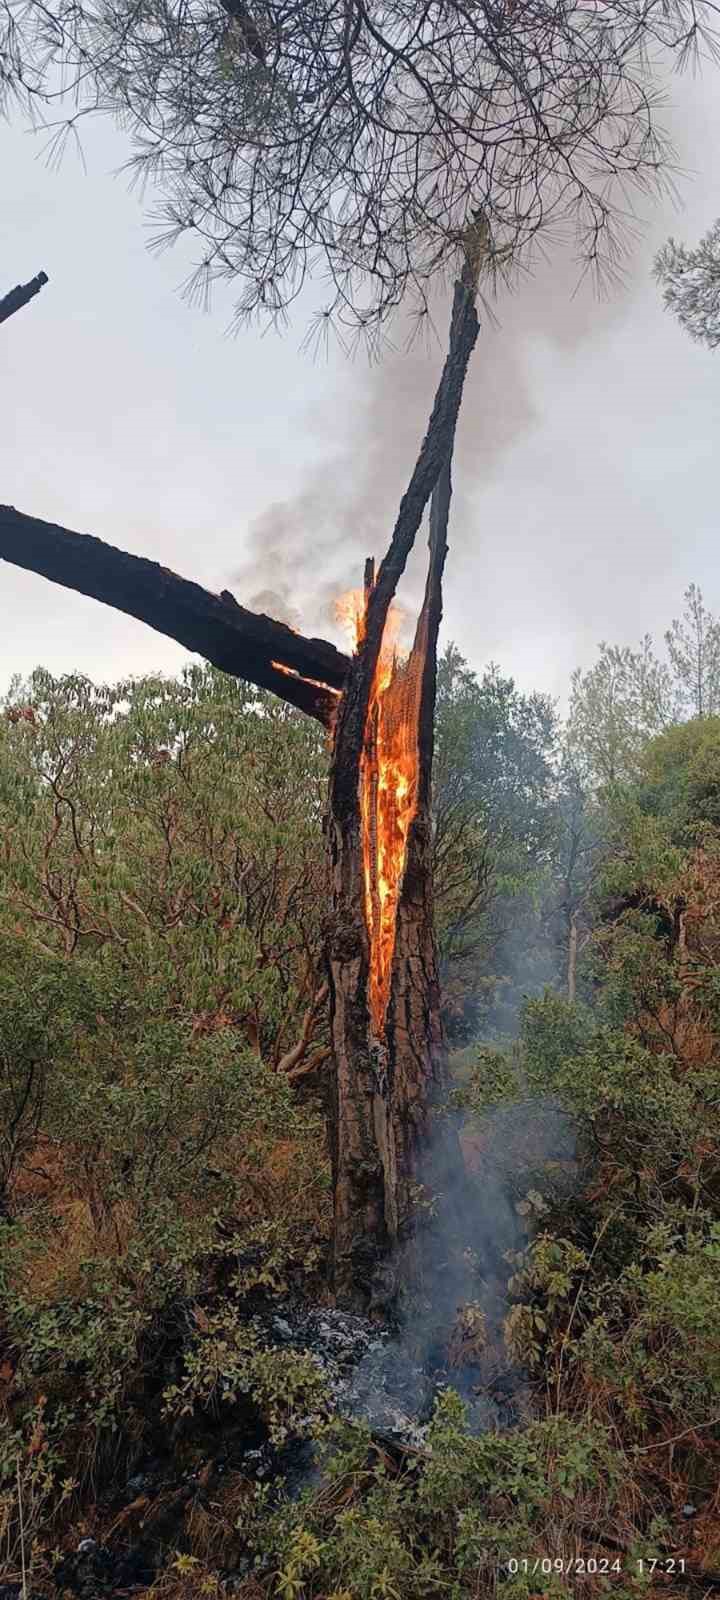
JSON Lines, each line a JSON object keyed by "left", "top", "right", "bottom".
{"left": 506, "top": 1558, "right": 688, "bottom": 1577}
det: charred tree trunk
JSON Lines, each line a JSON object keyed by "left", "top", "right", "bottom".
{"left": 0, "top": 236, "right": 484, "bottom": 1313}
{"left": 326, "top": 261, "right": 481, "bottom": 1309}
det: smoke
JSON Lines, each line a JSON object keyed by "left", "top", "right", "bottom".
{"left": 339, "top": 1090, "right": 577, "bottom": 1441}
{"left": 225, "top": 235, "right": 647, "bottom": 651}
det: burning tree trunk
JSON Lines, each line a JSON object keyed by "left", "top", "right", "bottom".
{"left": 0, "top": 241, "right": 483, "bottom": 1311}
{"left": 326, "top": 261, "right": 481, "bottom": 1308}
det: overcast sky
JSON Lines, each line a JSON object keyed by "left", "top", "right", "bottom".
{"left": 2, "top": 62, "right": 719, "bottom": 711}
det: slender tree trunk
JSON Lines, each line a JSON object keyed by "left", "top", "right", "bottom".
{"left": 326, "top": 468, "right": 452, "bottom": 1307}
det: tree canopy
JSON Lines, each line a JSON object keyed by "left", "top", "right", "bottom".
{"left": 3, "top": 0, "right": 715, "bottom": 337}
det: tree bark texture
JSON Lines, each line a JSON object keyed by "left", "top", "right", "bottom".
{"left": 326, "top": 266, "right": 480, "bottom": 1308}
{"left": 567, "top": 911, "right": 578, "bottom": 1004}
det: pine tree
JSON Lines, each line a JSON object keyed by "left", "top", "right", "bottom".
{"left": 653, "top": 217, "right": 720, "bottom": 350}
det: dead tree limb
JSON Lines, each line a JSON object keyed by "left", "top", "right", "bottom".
{"left": 0, "top": 272, "right": 49, "bottom": 326}
{"left": 0, "top": 504, "right": 350, "bottom": 724}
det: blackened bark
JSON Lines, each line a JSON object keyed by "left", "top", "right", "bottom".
{"left": 384, "top": 459, "right": 458, "bottom": 1286}
{"left": 391, "top": 462, "right": 470, "bottom": 1302}
{"left": 0, "top": 505, "right": 349, "bottom": 724}
{"left": 0, "top": 242, "right": 483, "bottom": 1312}
{"left": 330, "top": 262, "right": 481, "bottom": 835}
{"left": 0, "top": 272, "right": 49, "bottom": 326}
{"left": 326, "top": 257, "right": 481, "bottom": 1306}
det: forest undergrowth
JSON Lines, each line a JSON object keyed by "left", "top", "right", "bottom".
{"left": 1, "top": 652, "right": 720, "bottom": 1599}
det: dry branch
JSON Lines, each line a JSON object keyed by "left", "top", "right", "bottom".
{"left": 277, "top": 981, "right": 329, "bottom": 1075}
{"left": 0, "top": 504, "right": 350, "bottom": 723}
{"left": 0, "top": 271, "right": 49, "bottom": 326}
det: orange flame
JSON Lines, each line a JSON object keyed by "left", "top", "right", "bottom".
{"left": 336, "top": 586, "right": 423, "bottom": 1037}
{"left": 334, "top": 589, "right": 367, "bottom": 649}
{"left": 270, "top": 660, "right": 341, "bottom": 696}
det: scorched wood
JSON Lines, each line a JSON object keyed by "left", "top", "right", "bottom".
{"left": 0, "top": 505, "right": 349, "bottom": 724}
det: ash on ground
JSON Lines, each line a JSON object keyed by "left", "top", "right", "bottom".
{"left": 252, "top": 1094, "right": 576, "bottom": 1453}
{"left": 255, "top": 1299, "right": 525, "bottom": 1456}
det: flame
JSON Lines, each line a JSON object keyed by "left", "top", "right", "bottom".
{"left": 270, "top": 660, "right": 341, "bottom": 696}
{"left": 334, "top": 589, "right": 367, "bottom": 649}
{"left": 334, "top": 588, "right": 405, "bottom": 656}
{"left": 336, "top": 586, "right": 423, "bottom": 1037}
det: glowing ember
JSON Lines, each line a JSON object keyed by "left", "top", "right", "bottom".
{"left": 270, "top": 660, "right": 341, "bottom": 696}
{"left": 335, "top": 586, "right": 423, "bottom": 1037}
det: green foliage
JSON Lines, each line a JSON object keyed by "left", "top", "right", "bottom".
{"left": 434, "top": 646, "right": 558, "bottom": 1038}
{"left": 637, "top": 715, "right": 720, "bottom": 838}
{"left": 0, "top": 1398, "right": 77, "bottom": 1586}
{"left": 0, "top": 666, "right": 329, "bottom": 1499}
{"left": 0, "top": 665, "right": 329, "bottom": 1062}
{"left": 567, "top": 637, "right": 674, "bottom": 788}
{"left": 163, "top": 1303, "right": 329, "bottom": 1446}
{"left": 246, "top": 1391, "right": 620, "bottom": 1599}
{"left": 3, "top": 639, "right": 720, "bottom": 1594}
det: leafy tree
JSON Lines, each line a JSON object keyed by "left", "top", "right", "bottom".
{"left": 550, "top": 741, "right": 610, "bottom": 1002}
{"left": 566, "top": 635, "right": 675, "bottom": 788}
{"left": 665, "top": 582, "right": 720, "bottom": 718}
{"left": 567, "top": 589, "right": 720, "bottom": 798}
{"left": 634, "top": 715, "right": 720, "bottom": 841}
{"left": 654, "top": 216, "right": 720, "bottom": 350}
{"left": 0, "top": 664, "right": 334, "bottom": 1497}
{"left": 0, "top": 664, "right": 330, "bottom": 1076}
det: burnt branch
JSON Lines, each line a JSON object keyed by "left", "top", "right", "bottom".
{"left": 0, "top": 270, "right": 49, "bottom": 326}
{"left": 0, "top": 504, "right": 350, "bottom": 724}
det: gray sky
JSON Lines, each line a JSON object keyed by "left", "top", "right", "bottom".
{"left": 2, "top": 66, "right": 719, "bottom": 709}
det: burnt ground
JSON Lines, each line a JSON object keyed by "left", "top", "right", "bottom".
{"left": 36, "top": 1295, "right": 528, "bottom": 1599}
{"left": 36, "top": 1097, "right": 576, "bottom": 1597}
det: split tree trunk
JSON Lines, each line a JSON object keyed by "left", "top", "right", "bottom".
{"left": 0, "top": 242, "right": 484, "bottom": 1313}
{"left": 326, "top": 264, "right": 481, "bottom": 1309}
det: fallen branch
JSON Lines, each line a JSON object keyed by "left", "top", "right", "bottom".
{"left": 0, "top": 505, "right": 350, "bottom": 724}
{"left": 0, "top": 271, "right": 49, "bottom": 326}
